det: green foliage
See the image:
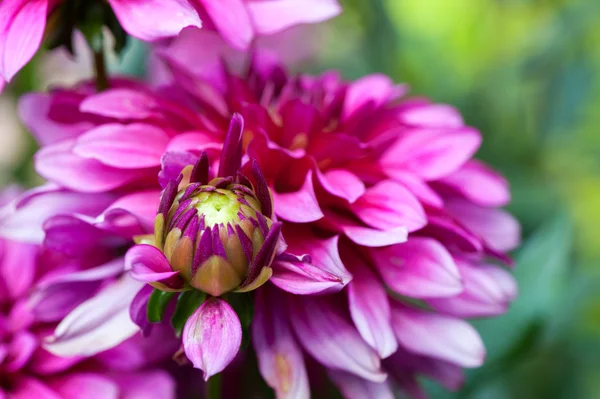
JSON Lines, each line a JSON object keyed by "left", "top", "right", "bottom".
{"left": 147, "top": 289, "right": 176, "bottom": 323}
{"left": 171, "top": 290, "right": 206, "bottom": 336}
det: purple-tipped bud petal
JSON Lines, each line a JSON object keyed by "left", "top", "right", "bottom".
{"left": 218, "top": 114, "right": 244, "bottom": 178}
{"left": 251, "top": 159, "right": 273, "bottom": 218}
{"left": 190, "top": 151, "right": 210, "bottom": 184}
{"left": 182, "top": 298, "right": 242, "bottom": 380}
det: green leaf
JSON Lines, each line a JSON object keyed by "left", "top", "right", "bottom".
{"left": 147, "top": 289, "right": 176, "bottom": 323}
{"left": 171, "top": 290, "right": 206, "bottom": 336}
{"left": 228, "top": 293, "right": 255, "bottom": 349}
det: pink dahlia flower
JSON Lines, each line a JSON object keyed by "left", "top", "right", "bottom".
{"left": 5, "top": 37, "right": 520, "bottom": 397}
{"left": 0, "top": 0, "right": 340, "bottom": 91}
{"left": 0, "top": 189, "right": 177, "bottom": 399}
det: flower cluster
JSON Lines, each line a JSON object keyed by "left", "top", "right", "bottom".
{"left": 0, "top": 2, "right": 520, "bottom": 398}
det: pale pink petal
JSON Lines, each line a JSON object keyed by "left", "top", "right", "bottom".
{"left": 316, "top": 168, "right": 365, "bottom": 204}
{"left": 446, "top": 199, "right": 521, "bottom": 252}
{"left": 428, "top": 260, "right": 517, "bottom": 318}
{"left": 253, "top": 287, "right": 309, "bottom": 399}
{"left": 273, "top": 170, "right": 323, "bottom": 223}
{"left": 0, "top": 0, "right": 48, "bottom": 81}
{"left": 381, "top": 127, "right": 481, "bottom": 181}
{"left": 328, "top": 370, "right": 394, "bottom": 399}
{"left": 370, "top": 237, "right": 463, "bottom": 299}
{"left": 73, "top": 123, "right": 169, "bottom": 169}
{"left": 271, "top": 229, "right": 351, "bottom": 295}
{"left": 107, "top": 0, "right": 202, "bottom": 41}
{"left": 345, "top": 252, "right": 397, "bottom": 358}
{"left": 48, "top": 373, "right": 119, "bottom": 399}
{"left": 438, "top": 160, "right": 510, "bottom": 207}
{"left": 183, "top": 297, "right": 242, "bottom": 380}
{"left": 79, "top": 88, "right": 159, "bottom": 119}
{"left": 399, "top": 103, "right": 464, "bottom": 128}
{"left": 35, "top": 140, "right": 150, "bottom": 192}
{"left": 45, "top": 276, "right": 142, "bottom": 357}
{"left": 390, "top": 304, "right": 485, "bottom": 368}
{"left": 289, "top": 295, "right": 386, "bottom": 382}
{"left": 199, "top": 0, "right": 253, "bottom": 50}
{"left": 247, "top": 0, "right": 341, "bottom": 36}
{"left": 351, "top": 180, "right": 426, "bottom": 232}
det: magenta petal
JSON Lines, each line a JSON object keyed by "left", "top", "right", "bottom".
{"left": 0, "top": 0, "right": 48, "bottom": 82}
{"left": 390, "top": 304, "right": 485, "bottom": 368}
{"left": 182, "top": 297, "right": 242, "bottom": 380}
{"left": 253, "top": 287, "right": 309, "bottom": 398}
{"left": 107, "top": 0, "right": 202, "bottom": 41}
{"left": 428, "top": 260, "right": 517, "bottom": 318}
{"left": 111, "top": 371, "right": 176, "bottom": 399}
{"left": 45, "top": 276, "right": 142, "bottom": 357}
{"left": 271, "top": 231, "right": 351, "bottom": 295}
{"left": 316, "top": 168, "right": 365, "bottom": 203}
{"left": 10, "top": 378, "right": 61, "bottom": 399}
{"left": 126, "top": 244, "right": 179, "bottom": 283}
{"left": 381, "top": 127, "right": 481, "bottom": 181}
{"left": 0, "top": 240, "right": 37, "bottom": 299}
{"left": 351, "top": 180, "right": 426, "bottom": 232}
{"left": 343, "top": 224, "right": 408, "bottom": 248}
{"left": 345, "top": 256, "right": 397, "bottom": 358}
{"left": 438, "top": 160, "right": 510, "bottom": 207}
{"left": 200, "top": 0, "right": 253, "bottom": 50}
{"left": 73, "top": 123, "right": 169, "bottom": 169}
{"left": 328, "top": 370, "right": 394, "bottom": 399}
{"left": 247, "top": 0, "right": 341, "bottom": 36}
{"left": 446, "top": 199, "right": 521, "bottom": 252}
{"left": 79, "top": 88, "right": 158, "bottom": 119}
{"left": 370, "top": 237, "right": 463, "bottom": 299}
{"left": 289, "top": 295, "right": 386, "bottom": 382}
{"left": 5, "top": 331, "right": 37, "bottom": 372}
{"left": 399, "top": 103, "right": 464, "bottom": 128}
{"left": 342, "top": 74, "right": 403, "bottom": 120}
{"left": 48, "top": 373, "right": 119, "bottom": 399}
{"left": 273, "top": 170, "right": 323, "bottom": 223}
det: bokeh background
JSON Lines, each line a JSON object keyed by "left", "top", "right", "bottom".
{"left": 2, "top": 0, "right": 600, "bottom": 397}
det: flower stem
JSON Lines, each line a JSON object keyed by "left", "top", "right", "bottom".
{"left": 93, "top": 49, "right": 108, "bottom": 91}
{"left": 205, "top": 373, "right": 221, "bottom": 399}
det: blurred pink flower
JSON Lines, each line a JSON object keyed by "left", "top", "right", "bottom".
{"left": 4, "top": 33, "right": 520, "bottom": 397}
{"left": 0, "top": 189, "right": 177, "bottom": 399}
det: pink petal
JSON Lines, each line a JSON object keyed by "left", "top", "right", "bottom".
{"left": 4, "top": 331, "right": 38, "bottom": 372}
{"left": 271, "top": 228, "right": 351, "bottom": 295}
{"left": 19, "top": 93, "right": 94, "bottom": 146}
{"left": 370, "top": 237, "right": 463, "bottom": 299}
{"left": 446, "top": 199, "right": 521, "bottom": 252}
{"left": 48, "top": 373, "right": 119, "bottom": 399}
{"left": 316, "top": 168, "right": 365, "bottom": 203}
{"left": 399, "top": 103, "right": 464, "bottom": 128}
{"left": 28, "top": 348, "right": 82, "bottom": 375}
{"left": 102, "top": 189, "right": 161, "bottom": 232}
{"left": 107, "top": 0, "right": 202, "bottom": 41}
{"left": 351, "top": 180, "right": 426, "bottom": 232}
{"left": 328, "top": 370, "right": 394, "bottom": 399}
{"left": 390, "top": 304, "right": 485, "bottom": 368}
{"left": 166, "top": 131, "right": 223, "bottom": 153}
{"left": 0, "top": 0, "right": 48, "bottom": 81}
{"left": 36, "top": 140, "right": 150, "bottom": 193}
{"left": 10, "top": 378, "right": 61, "bottom": 399}
{"left": 289, "top": 295, "right": 387, "bottom": 382}
{"left": 126, "top": 244, "right": 179, "bottom": 283}
{"left": 345, "top": 251, "right": 397, "bottom": 358}
{"left": 381, "top": 127, "right": 481, "bottom": 181}
{"left": 112, "top": 371, "right": 176, "bottom": 399}
{"left": 45, "top": 276, "right": 142, "bottom": 357}
{"left": 0, "top": 184, "right": 115, "bottom": 243}
{"left": 73, "top": 123, "right": 169, "bottom": 169}
{"left": 247, "top": 0, "right": 341, "bottom": 36}
{"left": 199, "top": 0, "right": 253, "bottom": 50}
{"left": 438, "top": 160, "right": 510, "bottom": 207}
{"left": 273, "top": 170, "right": 323, "bottom": 223}
{"left": 393, "top": 172, "right": 444, "bottom": 208}
{"left": 428, "top": 260, "right": 517, "bottom": 318}
{"left": 79, "top": 88, "right": 158, "bottom": 119}
{"left": 0, "top": 239, "right": 37, "bottom": 299}
{"left": 182, "top": 297, "right": 242, "bottom": 380}
{"left": 343, "top": 74, "right": 403, "bottom": 120}
{"left": 253, "top": 287, "right": 309, "bottom": 399}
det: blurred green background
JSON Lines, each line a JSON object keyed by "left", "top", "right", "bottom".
{"left": 1, "top": 0, "right": 599, "bottom": 397}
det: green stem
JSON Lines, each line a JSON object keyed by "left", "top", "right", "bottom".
{"left": 205, "top": 373, "right": 221, "bottom": 399}
{"left": 93, "top": 49, "right": 109, "bottom": 91}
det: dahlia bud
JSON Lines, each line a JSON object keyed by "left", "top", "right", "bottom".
{"left": 139, "top": 115, "right": 281, "bottom": 297}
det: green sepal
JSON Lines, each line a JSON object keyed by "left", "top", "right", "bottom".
{"left": 171, "top": 290, "right": 206, "bottom": 336}
{"left": 147, "top": 289, "right": 176, "bottom": 323}
{"left": 228, "top": 293, "right": 254, "bottom": 349}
